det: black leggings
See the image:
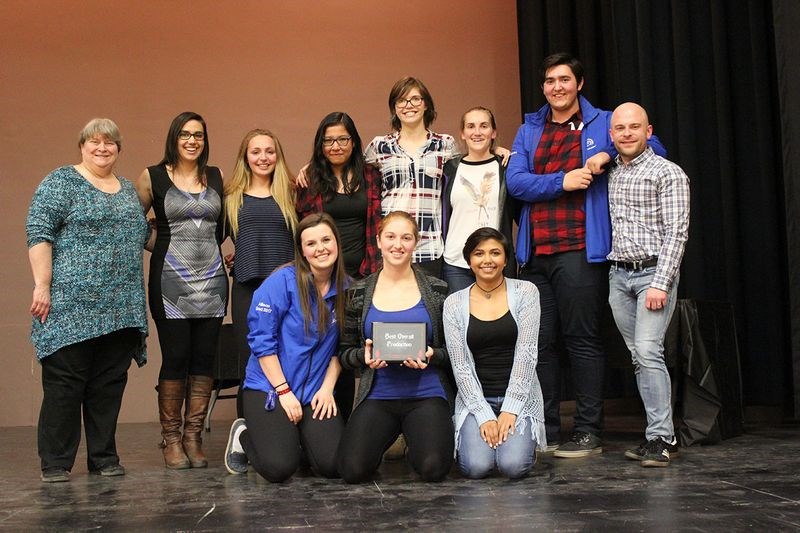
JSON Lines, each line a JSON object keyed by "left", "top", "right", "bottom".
{"left": 241, "top": 389, "right": 343, "bottom": 483}
{"left": 337, "top": 397, "right": 454, "bottom": 483}
{"left": 154, "top": 317, "right": 222, "bottom": 380}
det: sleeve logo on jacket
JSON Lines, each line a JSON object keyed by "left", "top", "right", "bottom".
{"left": 586, "top": 138, "right": 596, "bottom": 151}
{"left": 255, "top": 302, "right": 272, "bottom": 313}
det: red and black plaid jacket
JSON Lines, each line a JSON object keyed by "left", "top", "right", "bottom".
{"left": 295, "top": 164, "right": 383, "bottom": 278}
{"left": 530, "top": 114, "right": 586, "bottom": 255}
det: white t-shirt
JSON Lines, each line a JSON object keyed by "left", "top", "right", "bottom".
{"left": 443, "top": 157, "right": 501, "bottom": 268}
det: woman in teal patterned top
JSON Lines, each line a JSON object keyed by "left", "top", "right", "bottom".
{"left": 26, "top": 118, "right": 149, "bottom": 483}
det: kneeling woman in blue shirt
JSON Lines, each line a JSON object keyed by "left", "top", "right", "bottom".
{"left": 337, "top": 211, "right": 454, "bottom": 483}
{"left": 224, "top": 213, "right": 348, "bottom": 482}
{"left": 444, "top": 227, "right": 546, "bottom": 479}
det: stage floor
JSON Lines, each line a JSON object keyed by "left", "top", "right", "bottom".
{"left": 1, "top": 411, "right": 799, "bottom": 531}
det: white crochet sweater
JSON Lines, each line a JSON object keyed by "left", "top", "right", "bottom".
{"left": 443, "top": 278, "right": 547, "bottom": 450}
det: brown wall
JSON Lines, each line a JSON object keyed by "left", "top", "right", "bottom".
{"left": 0, "top": 1, "right": 520, "bottom": 426}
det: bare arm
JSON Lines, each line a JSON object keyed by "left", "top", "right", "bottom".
{"left": 135, "top": 168, "right": 154, "bottom": 213}
{"left": 29, "top": 242, "right": 53, "bottom": 323}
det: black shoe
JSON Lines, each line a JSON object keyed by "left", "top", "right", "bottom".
{"left": 626, "top": 438, "right": 680, "bottom": 461}
{"left": 41, "top": 467, "right": 70, "bottom": 483}
{"left": 553, "top": 431, "right": 602, "bottom": 458}
{"left": 640, "top": 438, "right": 673, "bottom": 467}
{"left": 91, "top": 464, "right": 126, "bottom": 477}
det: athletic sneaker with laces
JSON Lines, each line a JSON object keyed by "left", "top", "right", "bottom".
{"left": 225, "top": 418, "right": 249, "bottom": 475}
{"left": 640, "top": 438, "right": 673, "bottom": 467}
{"left": 553, "top": 431, "right": 602, "bottom": 458}
{"left": 625, "top": 438, "right": 679, "bottom": 461}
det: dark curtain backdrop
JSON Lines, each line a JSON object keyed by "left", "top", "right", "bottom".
{"left": 516, "top": 0, "right": 792, "bottom": 411}
{"left": 772, "top": 0, "right": 800, "bottom": 417}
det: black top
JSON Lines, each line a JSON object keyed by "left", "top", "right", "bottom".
{"left": 467, "top": 310, "right": 517, "bottom": 396}
{"left": 233, "top": 194, "right": 294, "bottom": 283}
{"left": 324, "top": 188, "right": 367, "bottom": 278}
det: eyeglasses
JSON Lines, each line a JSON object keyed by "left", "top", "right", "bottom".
{"left": 395, "top": 95, "right": 424, "bottom": 108}
{"left": 178, "top": 130, "right": 205, "bottom": 141}
{"left": 322, "top": 136, "right": 352, "bottom": 147}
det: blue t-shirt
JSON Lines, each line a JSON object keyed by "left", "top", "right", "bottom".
{"left": 365, "top": 300, "right": 445, "bottom": 401}
{"left": 243, "top": 266, "right": 340, "bottom": 405}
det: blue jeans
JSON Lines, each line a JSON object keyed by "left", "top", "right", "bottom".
{"left": 457, "top": 397, "right": 537, "bottom": 479}
{"left": 442, "top": 262, "right": 475, "bottom": 294}
{"left": 608, "top": 265, "right": 678, "bottom": 440}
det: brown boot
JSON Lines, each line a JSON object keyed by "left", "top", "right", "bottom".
{"left": 183, "top": 375, "right": 214, "bottom": 468}
{"left": 157, "top": 380, "right": 191, "bottom": 470}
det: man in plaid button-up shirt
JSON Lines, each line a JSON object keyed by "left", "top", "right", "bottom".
{"left": 607, "top": 102, "right": 690, "bottom": 467}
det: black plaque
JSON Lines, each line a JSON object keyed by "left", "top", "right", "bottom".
{"left": 372, "top": 322, "right": 427, "bottom": 362}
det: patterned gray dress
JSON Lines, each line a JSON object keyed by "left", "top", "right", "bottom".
{"left": 147, "top": 164, "right": 228, "bottom": 319}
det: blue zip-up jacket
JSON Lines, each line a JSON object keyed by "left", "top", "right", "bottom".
{"left": 243, "top": 265, "right": 341, "bottom": 405}
{"left": 506, "top": 95, "right": 666, "bottom": 265}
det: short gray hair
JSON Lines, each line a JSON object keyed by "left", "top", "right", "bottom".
{"left": 79, "top": 118, "right": 122, "bottom": 151}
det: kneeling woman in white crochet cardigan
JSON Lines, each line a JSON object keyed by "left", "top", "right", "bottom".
{"left": 443, "top": 227, "right": 546, "bottom": 479}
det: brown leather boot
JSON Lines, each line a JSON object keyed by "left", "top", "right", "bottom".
{"left": 157, "top": 380, "right": 191, "bottom": 470}
{"left": 182, "top": 375, "right": 214, "bottom": 468}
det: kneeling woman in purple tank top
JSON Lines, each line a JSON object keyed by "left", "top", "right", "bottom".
{"left": 337, "top": 211, "right": 455, "bottom": 483}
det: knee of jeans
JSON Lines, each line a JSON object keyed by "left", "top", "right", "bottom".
{"left": 496, "top": 452, "right": 533, "bottom": 480}
{"left": 457, "top": 451, "right": 495, "bottom": 480}
{"left": 632, "top": 340, "right": 666, "bottom": 369}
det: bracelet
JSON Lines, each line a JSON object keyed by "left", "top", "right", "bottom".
{"left": 273, "top": 381, "right": 287, "bottom": 390}
{"left": 277, "top": 387, "right": 292, "bottom": 396}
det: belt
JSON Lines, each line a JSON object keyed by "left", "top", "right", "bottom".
{"left": 611, "top": 257, "right": 658, "bottom": 271}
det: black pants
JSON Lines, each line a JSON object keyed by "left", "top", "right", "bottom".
{"left": 519, "top": 250, "right": 608, "bottom": 441}
{"left": 154, "top": 317, "right": 222, "bottom": 380}
{"left": 38, "top": 328, "right": 137, "bottom": 472}
{"left": 337, "top": 397, "right": 454, "bottom": 483}
{"left": 241, "top": 389, "right": 343, "bottom": 483}
{"left": 232, "top": 278, "right": 263, "bottom": 416}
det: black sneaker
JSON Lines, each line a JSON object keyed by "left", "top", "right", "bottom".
{"left": 626, "top": 438, "right": 679, "bottom": 461}
{"left": 225, "top": 418, "right": 249, "bottom": 475}
{"left": 41, "top": 467, "right": 69, "bottom": 483}
{"left": 553, "top": 431, "right": 602, "bottom": 458}
{"left": 640, "top": 438, "right": 673, "bottom": 467}
{"left": 91, "top": 464, "right": 125, "bottom": 477}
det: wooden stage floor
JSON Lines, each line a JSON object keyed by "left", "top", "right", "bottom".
{"left": 1, "top": 411, "right": 799, "bottom": 531}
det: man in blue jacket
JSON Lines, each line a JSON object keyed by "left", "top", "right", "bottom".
{"left": 507, "top": 53, "right": 666, "bottom": 458}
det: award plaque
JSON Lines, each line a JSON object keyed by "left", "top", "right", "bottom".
{"left": 372, "top": 322, "right": 427, "bottom": 362}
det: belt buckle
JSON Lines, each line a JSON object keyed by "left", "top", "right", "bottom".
{"left": 631, "top": 260, "right": 643, "bottom": 271}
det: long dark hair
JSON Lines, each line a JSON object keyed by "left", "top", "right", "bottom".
{"left": 159, "top": 111, "right": 209, "bottom": 184}
{"left": 293, "top": 212, "right": 348, "bottom": 336}
{"left": 306, "top": 112, "right": 365, "bottom": 202}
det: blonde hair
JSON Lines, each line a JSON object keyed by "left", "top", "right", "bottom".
{"left": 379, "top": 210, "right": 419, "bottom": 242}
{"left": 224, "top": 129, "right": 297, "bottom": 238}
{"left": 79, "top": 118, "right": 121, "bottom": 151}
